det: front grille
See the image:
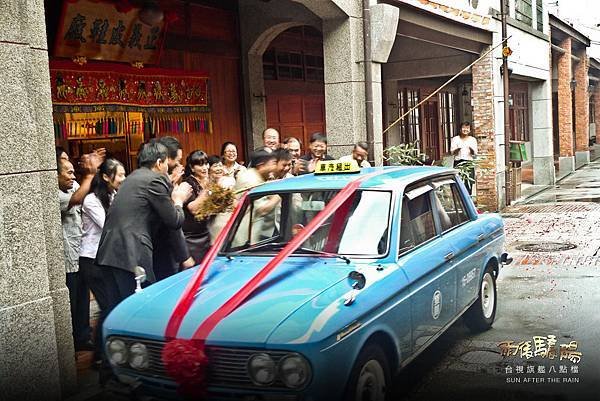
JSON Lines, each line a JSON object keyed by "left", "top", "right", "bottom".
{"left": 113, "top": 337, "right": 293, "bottom": 390}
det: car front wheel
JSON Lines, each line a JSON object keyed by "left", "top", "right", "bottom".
{"left": 464, "top": 265, "right": 497, "bottom": 332}
{"left": 345, "top": 344, "right": 390, "bottom": 401}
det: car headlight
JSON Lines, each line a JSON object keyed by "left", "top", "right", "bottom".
{"left": 278, "top": 354, "right": 311, "bottom": 389}
{"left": 106, "top": 339, "right": 128, "bottom": 366}
{"left": 247, "top": 353, "right": 276, "bottom": 386}
{"left": 128, "top": 342, "right": 149, "bottom": 370}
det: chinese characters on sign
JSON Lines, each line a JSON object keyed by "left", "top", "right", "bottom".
{"left": 498, "top": 335, "right": 583, "bottom": 384}
{"left": 55, "top": 0, "right": 166, "bottom": 64}
{"left": 498, "top": 336, "right": 582, "bottom": 363}
{"left": 315, "top": 161, "right": 360, "bottom": 174}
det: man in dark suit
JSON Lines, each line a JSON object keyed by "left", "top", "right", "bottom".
{"left": 154, "top": 136, "right": 195, "bottom": 281}
{"left": 95, "top": 140, "right": 192, "bottom": 311}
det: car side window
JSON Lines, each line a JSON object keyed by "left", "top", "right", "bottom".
{"left": 432, "top": 181, "right": 470, "bottom": 232}
{"left": 399, "top": 191, "right": 436, "bottom": 254}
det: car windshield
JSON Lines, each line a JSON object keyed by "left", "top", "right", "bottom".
{"left": 223, "top": 190, "right": 392, "bottom": 257}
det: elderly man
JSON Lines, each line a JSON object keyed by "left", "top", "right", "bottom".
{"left": 262, "top": 128, "right": 280, "bottom": 151}
{"left": 283, "top": 136, "right": 305, "bottom": 175}
{"left": 57, "top": 150, "right": 103, "bottom": 351}
{"left": 340, "top": 141, "right": 371, "bottom": 168}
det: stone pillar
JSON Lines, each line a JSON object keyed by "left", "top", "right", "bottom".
{"left": 574, "top": 50, "right": 590, "bottom": 167}
{"left": 557, "top": 37, "right": 575, "bottom": 173}
{"left": 0, "top": 1, "right": 76, "bottom": 400}
{"left": 531, "top": 80, "right": 556, "bottom": 185}
{"left": 472, "top": 47, "right": 498, "bottom": 211}
{"left": 322, "top": 15, "right": 367, "bottom": 158}
{"left": 247, "top": 53, "right": 267, "bottom": 150}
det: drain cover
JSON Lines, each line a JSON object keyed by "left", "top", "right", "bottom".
{"left": 515, "top": 242, "right": 577, "bottom": 252}
{"left": 459, "top": 350, "right": 503, "bottom": 364}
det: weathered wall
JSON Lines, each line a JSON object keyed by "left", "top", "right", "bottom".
{"left": 0, "top": 0, "right": 76, "bottom": 400}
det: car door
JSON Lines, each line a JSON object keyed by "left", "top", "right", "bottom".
{"left": 430, "top": 178, "right": 486, "bottom": 313}
{"left": 398, "top": 184, "right": 457, "bottom": 355}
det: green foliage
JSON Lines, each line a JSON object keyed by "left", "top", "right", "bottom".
{"left": 455, "top": 159, "right": 477, "bottom": 184}
{"left": 384, "top": 142, "right": 428, "bottom": 166}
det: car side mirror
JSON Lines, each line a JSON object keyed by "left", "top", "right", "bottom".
{"left": 133, "top": 266, "right": 147, "bottom": 293}
{"left": 345, "top": 271, "right": 366, "bottom": 306}
{"left": 348, "top": 271, "right": 366, "bottom": 290}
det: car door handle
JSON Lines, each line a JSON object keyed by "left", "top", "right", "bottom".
{"left": 477, "top": 234, "right": 486, "bottom": 242}
{"left": 444, "top": 252, "right": 454, "bottom": 261}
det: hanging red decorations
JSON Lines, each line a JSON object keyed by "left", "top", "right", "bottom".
{"left": 50, "top": 60, "right": 212, "bottom": 139}
{"left": 50, "top": 60, "right": 210, "bottom": 111}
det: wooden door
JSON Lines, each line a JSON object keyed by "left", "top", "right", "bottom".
{"left": 266, "top": 94, "right": 325, "bottom": 148}
{"left": 422, "top": 99, "right": 440, "bottom": 162}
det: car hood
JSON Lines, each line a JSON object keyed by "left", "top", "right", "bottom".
{"left": 104, "top": 256, "right": 361, "bottom": 346}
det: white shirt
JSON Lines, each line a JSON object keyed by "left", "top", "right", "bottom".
{"left": 339, "top": 154, "right": 372, "bottom": 168}
{"left": 59, "top": 181, "right": 81, "bottom": 273}
{"left": 450, "top": 135, "right": 478, "bottom": 161}
{"left": 80, "top": 192, "right": 111, "bottom": 259}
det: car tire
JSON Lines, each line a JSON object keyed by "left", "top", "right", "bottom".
{"left": 464, "top": 264, "right": 497, "bottom": 333}
{"left": 344, "top": 343, "right": 390, "bottom": 401}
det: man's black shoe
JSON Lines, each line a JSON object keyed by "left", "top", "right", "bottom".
{"left": 75, "top": 339, "right": 96, "bottom": 352}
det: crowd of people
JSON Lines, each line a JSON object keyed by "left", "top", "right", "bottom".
{"left": 56, "top": 128, "right": 371, "bottom": 373}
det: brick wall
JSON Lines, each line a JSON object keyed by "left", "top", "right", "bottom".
{"left": 557, "top": 37, "right": 573, "bottom": 157}
{"left": 595, "top": 85, "right": 600, "bottom": 143}
{"left": 472, "top": 47, "right": 497, "bottom": 211}
{"left": 574, "top": 50, "right": 589, "bottom": 151}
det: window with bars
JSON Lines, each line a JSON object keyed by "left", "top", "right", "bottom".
{"left": 439, "top": 92, "right": 457, "bottom": 154}
{"left": 536, "top": 0, "right": 543, "bottom": 31}
{"left": 263, "top": 49, "right": 324, "bottom": 82}
{"left": 398, "top": 88, "right": 421, "bottom": 144}
{"left": 515, "top": 0, "right": 533, "bottom": 28}
{"left": 509, "top": 91, "right": 530, "bottom": 141}
{"left": 590, "top": 96, "right": 596, "bottom": 124}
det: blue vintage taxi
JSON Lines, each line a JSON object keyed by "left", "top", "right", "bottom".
{"left": 103, "top": 164, "right": 510, "bottom": 401}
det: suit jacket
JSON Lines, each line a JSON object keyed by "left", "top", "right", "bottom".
{"left": 153, "top": 227, "right": 190, "bottom": 281}
{"left": 96, "top": 167, "right": 185, "bottom": 282}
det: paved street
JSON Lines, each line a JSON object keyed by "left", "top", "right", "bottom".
{"left": 393, "top": 161, "right": 600, "bottom": 401}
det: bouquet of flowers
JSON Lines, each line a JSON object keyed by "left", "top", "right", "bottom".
{"left": 194, "top": 183, "right": 236, "bottom": 221}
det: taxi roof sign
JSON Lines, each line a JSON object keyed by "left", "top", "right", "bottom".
{"left": 315, "top": 159, "right": 361, "bottom": 174}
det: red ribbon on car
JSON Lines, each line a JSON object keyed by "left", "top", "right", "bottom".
{"left": 161, "top": 169, "right": 396, "bottom": 396}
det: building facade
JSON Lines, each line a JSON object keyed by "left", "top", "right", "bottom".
{"left": 0, "top": 1, "right": 597, "bottom": 400}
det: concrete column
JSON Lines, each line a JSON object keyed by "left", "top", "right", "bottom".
{"left": 531, "top": 80, "right": 556, "bottom": 185}
{"left": 0, "top": 0, "right": 76, "bottom": 399}
{"left": 472, "top": 46, "right": 498, "bottom": 211}
{"left": 574, "top": 50, "right": 590, "bottom": 167}
{"left": 247, "top": 53, "right": 267, "bottom": 150}
{"left": 322, "top": 15, "right": 366, "bottom": 158}
{"left": 557, "top": 37, "right": 575, "bottom": 173}
{"left": 238, "top": 0, "right": 322, "bottom": 154}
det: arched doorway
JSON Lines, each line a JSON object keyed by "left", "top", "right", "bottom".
{"left": 263, "top": 26, "right": 325, "bottom": 148}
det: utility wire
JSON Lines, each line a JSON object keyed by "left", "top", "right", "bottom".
{"left": 383, "top": 35, "right": 512, "bottom": 136}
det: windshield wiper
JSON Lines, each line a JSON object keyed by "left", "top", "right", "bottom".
{"left": 224, "top": 243, "right": 351, "bottom": 264}
{"left": 294, "top": 247, "right": 351, "bottom": 264}
{"left": 224, "top": 241, "right": 287, "bottom": 258}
